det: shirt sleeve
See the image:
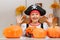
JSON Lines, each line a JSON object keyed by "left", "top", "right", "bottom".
{"left": 21, "top": 23, "right": 27, "bottom": 31}
{"left": 21, "top": 23, "right": 27, "bottom": 35}
{"left": 43, "top": 22, "right": 48, "bottom": 30}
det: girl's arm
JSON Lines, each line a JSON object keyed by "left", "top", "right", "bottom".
{"left": 45, "top": 20, "right": 51, "bottom": 27}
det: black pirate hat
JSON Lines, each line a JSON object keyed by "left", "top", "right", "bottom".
{"left": 24, "top": 4, "right": 46, "bottom": 16}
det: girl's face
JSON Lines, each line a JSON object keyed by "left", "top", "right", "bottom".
{"left": 30, "top": 12, "right": 40, "bottom": 23}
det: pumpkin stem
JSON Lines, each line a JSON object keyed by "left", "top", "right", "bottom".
{"left": 16, "top": 23, "right": 20, "bottom": 26}
{"left": 10, "top": 24, "right": 13, "bottom": 25}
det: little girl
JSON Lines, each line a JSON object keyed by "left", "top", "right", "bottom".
{"left": 16, "top": 4, "right": 48, "bottom": 36}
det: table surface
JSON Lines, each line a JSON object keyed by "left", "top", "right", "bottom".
{"left": 0, "top": 37, "right": 60, "bottom": 40}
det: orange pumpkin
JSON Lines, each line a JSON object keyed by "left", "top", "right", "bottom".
{"left": 25, "top": 27, "right": 36, "bottom": 37}
{"left": 3, "top": 24, "right": 22, "bottom": 38}
{"left": 51, "top": 2, "right": 60, "bottom": 9}
{"left": 32, "top": 28, "right": 47, "bottom": 38}
{"left": 47, "top": 26, "right": 60, "bottom": 38}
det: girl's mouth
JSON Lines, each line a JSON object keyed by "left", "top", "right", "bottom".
{"left": 33, "top": 17, "right": 38, "bottom": 20}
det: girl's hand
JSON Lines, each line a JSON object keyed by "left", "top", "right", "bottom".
{"left": 16, "top": 15, "right": 24, "bottom": 24}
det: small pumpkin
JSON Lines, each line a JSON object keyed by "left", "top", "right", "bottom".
{"left": 47, "top": 26, "right": 60, "bottom": 38}
{"left": 3, "top": 24, "right": 22, "bottom": 38}
{"left": 25, "top": 27, "right": 36, "bottom": 37}
{"left": 32, "top": 28, "right": 47, "bottom": 38}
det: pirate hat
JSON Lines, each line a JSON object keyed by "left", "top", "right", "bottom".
{"left": 24, "top": 4, "right": 46, "bottom": 16}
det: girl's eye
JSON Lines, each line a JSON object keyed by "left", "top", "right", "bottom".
{"left": 36, "top": 14, "right": 38, "bottom": 15}
{"left": 31, "top": 14, "right": 34, "bottom": 16}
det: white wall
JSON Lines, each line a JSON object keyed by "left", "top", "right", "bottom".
{"left": 0, "top": 0, "right": 54, "bottom": 38}
{"left": 0, "top": 0, "right": 25, "bottom": 38}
